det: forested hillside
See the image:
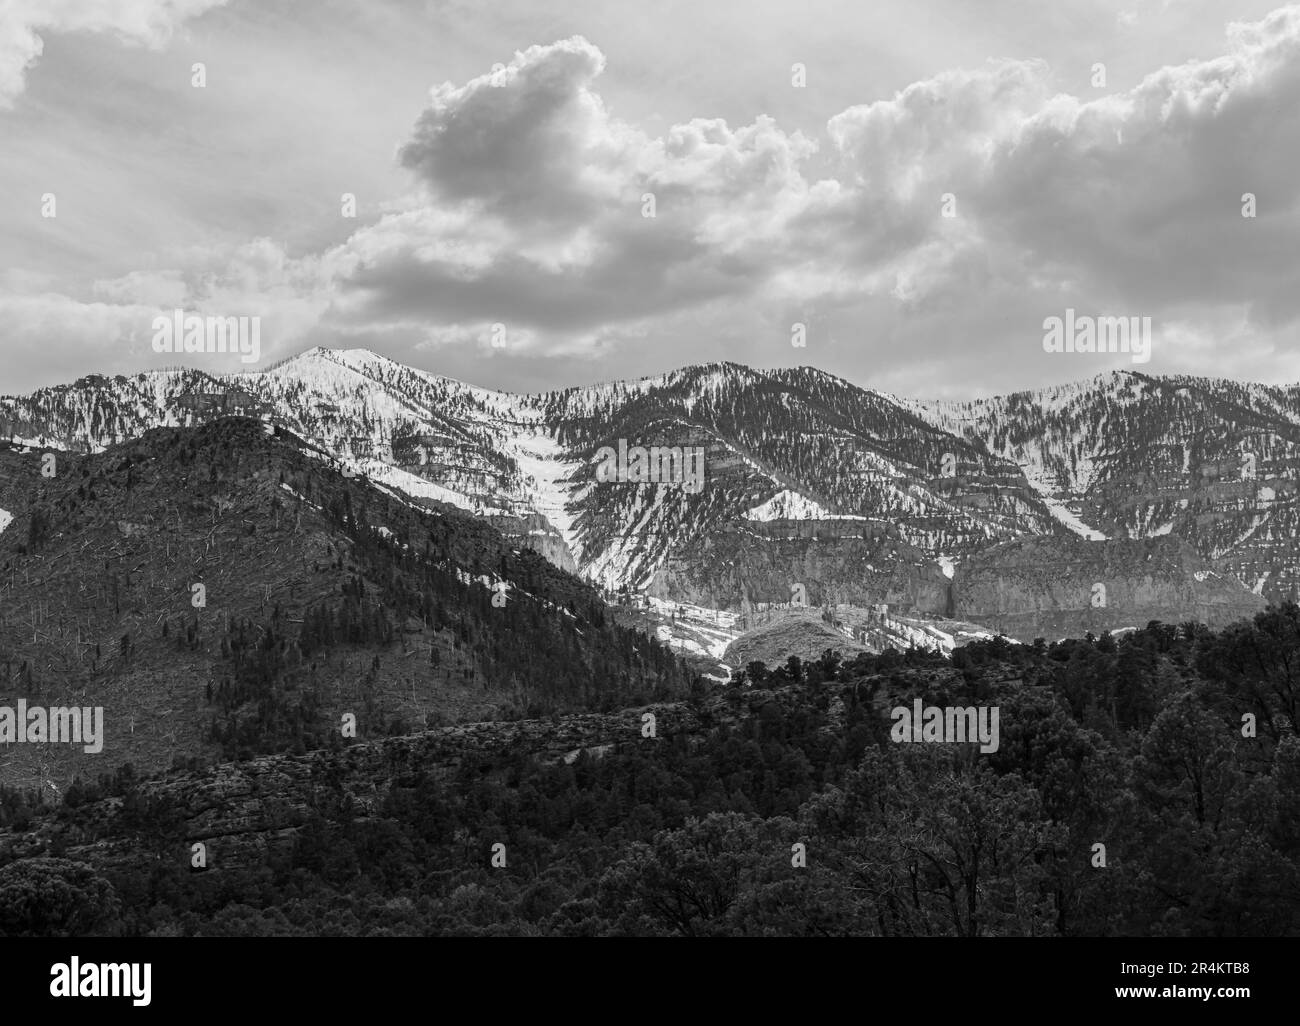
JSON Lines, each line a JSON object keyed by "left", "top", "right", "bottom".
{"left": 0, "top": 419, "right": 692, "bottom": 788}
{"left": 2, "top": 606, "right": 1296, "bottom": 936}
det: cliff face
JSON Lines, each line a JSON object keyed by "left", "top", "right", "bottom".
{"left": 667, "top": 526, "right": 1269, "bottom": 646}
{"left": 484, "top": 512, "right": 579, "bottom": 575}
{"left": 952, "top": 535, "right": 1267, "bottom": 638}
{"left": 648, "top": 518, "right": 952, "bottom": 616}
{"left": 1089, "top": 465, "right": 1300, "bottom": 605}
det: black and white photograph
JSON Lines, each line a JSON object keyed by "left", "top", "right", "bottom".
{"left": 0, "top": 0, "right": 1297, "bottom": 1010}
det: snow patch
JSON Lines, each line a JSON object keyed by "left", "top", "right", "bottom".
{"left": 744, "top": 489, "right": 865, "bottom": 521}
{"left": 501, "top": 430, "right": 583, "bottom": 557}
{"left": 645, "top": 597, "right": 740, "bottom": 660}
{"left": 1035, "top": 492, "right": 1108, "bottom": 541}
{"left": 363, "top": 461, "right": 511, "bottom": 516}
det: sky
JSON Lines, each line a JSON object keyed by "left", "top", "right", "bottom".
{"left": 1, "top": 0, "right": 1298, "bottom": 398}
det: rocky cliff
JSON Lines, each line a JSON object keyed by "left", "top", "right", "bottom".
{"left": 952, "top": 535, "right": 1267, "bottom": 638}
{"left": 648, "top": 517, "right": 953, "bottom": 615}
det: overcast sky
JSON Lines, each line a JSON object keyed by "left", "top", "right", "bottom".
{"left": 2, "top": 0, "right": 1298, "bottom": 398}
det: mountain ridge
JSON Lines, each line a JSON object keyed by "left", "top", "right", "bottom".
{"left": 3, "top": 348, "right": 1294, "bottom": 632}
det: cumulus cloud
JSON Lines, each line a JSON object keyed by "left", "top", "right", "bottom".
{"left": 322, "top": 9, "right": 1300, "bottom": 376}
{"left": 0, "top": 0, "right": 226, "bottom": 107}
{"left": 396, "top": 38, "right": 633, "bottom": 228}
{"left": 970, "top": 4, "right": 1300, "bottom": 314}
{"left": 332, "top": 36, "right": 824, "bottom": 345}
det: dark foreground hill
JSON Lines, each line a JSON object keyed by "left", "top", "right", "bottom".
{"left": 0, "top": 419, "right": 692, "bottom": 790}
{"left": 1, "top": 610, "right": 1297, "bottom": 937}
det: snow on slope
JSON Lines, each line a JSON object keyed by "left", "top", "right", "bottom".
{"left": 360, "top": 459, "right": 511, "bottom": 516}
{"left": 584, "top": 483, "right": 676, "bottom": 589}
{"left": 901, "top": 372, "right": 1136, "bottom": 541}
{"left": 499, "top": 429, "right": 584, "bottom": 555}
{"left": 744, "top": 489, "right": 867, "bottom": 521}
{"left": 647, "top": 596, "right": 740, "bottom": 660}
{"left": 1033, "top": 491, "right": 1109, "bottom": 541}
{"left": 0, "top": 508, "right": 11, "bottom": 536}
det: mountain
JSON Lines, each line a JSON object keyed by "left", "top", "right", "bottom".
{"left": 907, "top": 371, "right": 1300, "bottom": 601}
{"left": 0, "top": 418, "right": 691, "bottom": 790}
{"left": 3, "top": 350, "right": 1293, "bottom": 647}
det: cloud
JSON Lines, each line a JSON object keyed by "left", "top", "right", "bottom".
{"left": 9, "top": 6, "right": 1300, "bottom": 394}
{"left": 332, "top": 35, "right": 823, "bottom": 346}
{"left": 969, "top": 4, "right": 1300, "bottom": 316}
{"left": 334, "top": 8, "right": 1300, "bottom": 369}
{"left": 0, "top": 238, "right": 331, "bottom": 387}
{"left": 0, "top": 292, "right": 160, "bottom": 391}
{"left": 396, "top": 38, "right": 629, "bottom": 228}
{"left": 0, "top": 0, "right": 226, "bottom": 107}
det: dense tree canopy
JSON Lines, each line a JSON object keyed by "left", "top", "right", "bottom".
{"left": 1, "top": 606, "right": 1298, "bottom": 936}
